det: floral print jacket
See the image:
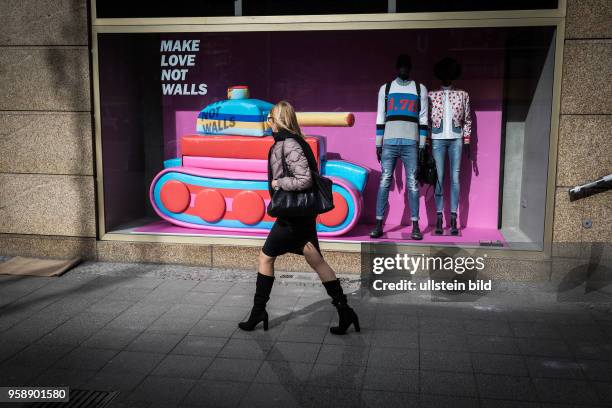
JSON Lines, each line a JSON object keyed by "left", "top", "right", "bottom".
{"left": 428, "top": 88, "right": 472, "bottom": 143}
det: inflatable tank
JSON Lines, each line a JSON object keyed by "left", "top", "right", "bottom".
{"left": 149, "top": 86, "right": 369, "bottom": 236}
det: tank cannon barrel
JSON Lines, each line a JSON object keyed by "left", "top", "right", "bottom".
{"left": 295, "top": 112, "right": 355, "bottom": 127}
{"left": 153, "top": 84, "right": 368, "bottom": 236}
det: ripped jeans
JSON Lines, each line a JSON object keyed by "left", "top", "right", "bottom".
{"left": 432, "top": 138, "right": 462, "bottom": 213}
{"left": 375, "top": 143, "right": 420, "bottom": 221}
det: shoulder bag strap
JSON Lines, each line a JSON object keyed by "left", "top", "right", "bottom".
{"left": 384, "top": 81, "right": 391, "bottom": 119}
{"left": 415, "top": 80, "right": 421, "bottom": 113}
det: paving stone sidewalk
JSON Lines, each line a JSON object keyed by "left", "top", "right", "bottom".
{"left": 0, "top": 259, "right": 611, "bottom": 408}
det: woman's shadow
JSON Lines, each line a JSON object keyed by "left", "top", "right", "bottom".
{"left": 243, "top": 286, "right": 370, "bottom": 407}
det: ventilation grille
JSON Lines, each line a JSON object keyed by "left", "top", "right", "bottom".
{"left": 31, "top": 389, "right": 118, "bottom": 408}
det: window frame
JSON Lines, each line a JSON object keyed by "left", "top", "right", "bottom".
{"left": 90, "top": 0, "right": 566, "bottom": 260}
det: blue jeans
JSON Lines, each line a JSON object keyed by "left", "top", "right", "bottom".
{"left": 375, "top": 144, "right": 420, "bottom": 221}
{"left": 432, "top": 138, "right": 462, "bottom": 213}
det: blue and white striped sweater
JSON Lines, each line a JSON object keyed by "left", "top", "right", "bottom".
{"left": 376, "top": 79, "right": 428, "bottom": 147}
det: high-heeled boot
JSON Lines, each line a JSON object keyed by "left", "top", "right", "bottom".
{"left": 323, "top": 279, "right": 360, "bottom": 335}
{"left": 450, "top": 212, "right": 459, "bottom": 236}
{"left": 369, "top": 219, "right": 384, "bottom": 238}
{"left": 411, "top": 220, "right": 423, "bottom": 240}
{"left": 435, "top": 213, "right": 443, "bottom": 235}
{"left": 238, "top": 273, "right": 274, "bottom": 331}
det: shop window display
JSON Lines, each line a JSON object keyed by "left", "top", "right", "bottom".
{"left": 97, "top": 26, "right": 557, "bottom": 249}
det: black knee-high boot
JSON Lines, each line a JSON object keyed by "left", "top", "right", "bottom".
{"left": 238, "top": 273, "right": 275, "bottom": 331}
{"left": 323, "top": 279, "right": 360, "bottom": 335}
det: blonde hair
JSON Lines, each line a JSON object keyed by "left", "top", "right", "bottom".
{"left": 269, "top": 100, "right": 304, "bottom": 138}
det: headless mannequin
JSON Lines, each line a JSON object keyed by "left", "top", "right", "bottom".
{"left": 371, "top": 54, "right": 425, "bottom": 240}
{"left": 376, "top": 63, "right": 412, "bottom": 162}
{"left": 432, "top": 60, "right": 470, "bottom": 236}
{"left": 438, "top": 76, "right": 471, "bottom": 160}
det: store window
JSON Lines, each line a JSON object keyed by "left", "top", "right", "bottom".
{"left": 95, "top": 0, "right": 236, "bottom": 18}
{"left": 95, "top": 0, "right": 559, "bottom": 18}
{"left": 395, "top": 0, "right": 558, "bottom": 12}
{"left": 96, "top": 25, "right": 557, "bottom": 250}
{"left": 242, "top": 0, "right": 387, "bottom": 15}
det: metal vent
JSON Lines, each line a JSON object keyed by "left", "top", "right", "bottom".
{"left": 31, "top": 389, "right": 118, "bottom": 408}
{"left": 479, "top": 240, "right": 504, "bottom": 247}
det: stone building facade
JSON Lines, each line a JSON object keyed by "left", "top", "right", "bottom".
{"left": 0, "top": 0, "right": 610, "bottom": 280}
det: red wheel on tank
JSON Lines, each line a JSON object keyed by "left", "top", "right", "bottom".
{"left": 194, "top": 188, "right": 226, "bottom": 222}
{"left": 233, "top": 191, "right": 265, "bottom": 225}
{"left": 160, "top": 180, "right": 190, "bottom": 213}
{"left": 318, "top": 192, "right": 348, "bottom": 227}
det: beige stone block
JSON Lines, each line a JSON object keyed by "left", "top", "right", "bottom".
{"left": 0, "top": 47, "right": 90, "bottom": 111}
{"left": 550, "top": 256, "right": 612, "bottom": 288}
{"left": 0, "top": 233, "right": 96, "bottom": 259}
{"left": 479, "top": 257, "right": 551, "bottom": 282}
{"left": 575, "top": 242, "right": 612, "bottom": 272}
{"left": 566, "top": 0, "right": 612, "bottom": 39}
{"left": 275, "top": 251, "right": 360, "bottom": 274}
{"left": 553, "top": 188, "right": 583, "bottom": 243}
{"left": 550, "top": 256, "right": 588, "bottom": 283}
{"left": 418, "top": 256, "right": 552, "bottom": 282}
{"left": 96, "top": 240, "right": 212, "bottom": 266}
{"left": 582, "top": 190, "right": 612, "bottom": 242}
{"left": 212, "top": 245, "right": 314, "bottom": 273}
{"left": 561, "top": 41, "right": 612, "bottom": 114}
{"left": 0, "top": 174, "right": 95, "bottom": 236}
{"left": 212, "top": 245, "right": 259, "bottom": 271}
{"left": 552, "top": 241, "right": 586, "bottom": 259}
{"left": 0, "top": 112, "right": 93, "bottom": 175}
{"left": 274, "top": 253, "right": 315, "bottom": 273}
{"left": 0, "top": 0, "right": 87, "bottom": 46}
{"left": 557, "top": 115, "right": 612, "bottom": 187}
{"left": 322, "top": 250, "right": 361, "bottom": 274}
{"left": 211, "top": 245, "right": 361, "bottom": 274}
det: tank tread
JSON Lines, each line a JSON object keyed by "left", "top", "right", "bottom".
{"left": 150, "top": 167, "right": 361, "bottom": 236}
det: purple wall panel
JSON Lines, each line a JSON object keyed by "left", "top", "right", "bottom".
{"left": 162, "top": 28, "right": 505, "bottom": 228}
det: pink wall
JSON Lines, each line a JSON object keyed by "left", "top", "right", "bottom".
{"left": 164, "top": 28, "right": 506, "bottom": 228}
{"left": 173, "top": 105, "right": 500, "bottom": 229}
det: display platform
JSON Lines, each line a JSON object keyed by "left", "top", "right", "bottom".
{"left": 131, "top": 220, "right": 506, "bottom": 246}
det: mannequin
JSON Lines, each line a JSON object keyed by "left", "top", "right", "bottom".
{"left": 370, "top": 54, "right": 428, "bottom": 240}
{"left": 428, "top": 57, "right": 472, "bottom": 235}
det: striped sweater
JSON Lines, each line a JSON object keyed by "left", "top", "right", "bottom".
{"left": 375, "top": 78, "right": 428, "bottom": 147}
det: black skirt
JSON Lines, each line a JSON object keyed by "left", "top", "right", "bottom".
{"left": 262, "top": 215, "right": 321, "bottom": 257}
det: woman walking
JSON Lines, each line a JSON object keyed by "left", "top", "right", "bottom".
{"left": 238, "top": 101, "right": 360, "bottom": 335}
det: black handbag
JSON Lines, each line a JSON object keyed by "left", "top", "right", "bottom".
{"left": 417, "top": 147, "right": 438, "bottom": 186}
{"left": 267, "top": 141, "right": 334, "bottom": 218}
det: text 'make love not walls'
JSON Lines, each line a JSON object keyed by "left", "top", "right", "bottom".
{"left": 160, "top": 39, "right": 208, "bottom": 96}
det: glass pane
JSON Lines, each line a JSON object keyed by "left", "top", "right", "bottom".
{"left": 242, "top": 0, "right": 387, "bottom": 16}
{"left": 96, "top": 0, "right": 235, "bottom": 18}
{"left": 396, "top": 0, "right": 558, "bottom": 12}
{"left": 97, "top": 26, "right": 556, "bottom": 249}
{"left": 96, "top": 0, "right": 559, "bottom": 18}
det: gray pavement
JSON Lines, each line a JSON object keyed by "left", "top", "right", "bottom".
{"left": 0, "top": 259, "right": 611, "bottom": 408}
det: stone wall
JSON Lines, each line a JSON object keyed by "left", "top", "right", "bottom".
{"left": 554, "top": 0, "right": 612, "bottom": 256}
{"left": 0, "top": 0, "right": 97, "bottom": 259}
{"left": 0, "top": 1, "right": 610, "bottom": 279}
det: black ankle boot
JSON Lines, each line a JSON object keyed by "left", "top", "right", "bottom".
{"left": 323, "top": 279, "right": 360, "bottom": 335}
{"left": 370, "top": 219, "right": 384, "bottom": 238}
{"left": 411, "top": 221, "right": 423, "bottom": 240}
{"left": 238, "top": 273, "right": 274, "bottom": 331}
{"left": 435, "top": 213, "right": 443, "bottom": 235}
{"left": 450, "top": 212, "right": 458, "bottom": 236}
